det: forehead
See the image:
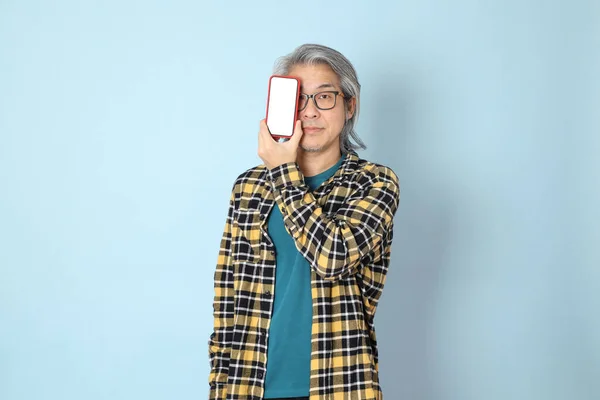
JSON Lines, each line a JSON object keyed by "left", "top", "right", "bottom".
{"left": 288, "top": 63, "right": 340, "bottom": 91}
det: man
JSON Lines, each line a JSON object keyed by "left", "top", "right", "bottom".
{"left": 208, "top": 44, "right": 400, "bottom": 400}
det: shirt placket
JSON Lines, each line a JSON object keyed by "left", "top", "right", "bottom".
{"left": 255, "top": 179, "right": 277, "bottom": 394}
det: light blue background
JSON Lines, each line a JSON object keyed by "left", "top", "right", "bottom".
{"left": 1, "top": 1, "right": 598, "bottom": 399}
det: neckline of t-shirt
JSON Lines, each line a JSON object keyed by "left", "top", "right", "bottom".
{"left": 304, "top": 154, "right": 346, "bottom": 183}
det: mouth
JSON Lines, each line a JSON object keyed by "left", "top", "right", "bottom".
{"left": 302, "top": 127, "right": 323, "bottom": 134}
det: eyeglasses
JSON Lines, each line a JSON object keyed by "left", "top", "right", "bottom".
{"left": 298, "top": 91, "right": 343, "bottom": 111}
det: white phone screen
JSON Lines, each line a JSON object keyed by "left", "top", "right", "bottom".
{"left": 267, "top": 76, "right": 299, "bottom": 137}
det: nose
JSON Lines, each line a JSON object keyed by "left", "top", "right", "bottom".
{"left": 300, "top": 97, "right": 320, "bottom": 120}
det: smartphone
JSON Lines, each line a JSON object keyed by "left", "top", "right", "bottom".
{"left": 266, "top": 75, "right": 301, "bottom": 140}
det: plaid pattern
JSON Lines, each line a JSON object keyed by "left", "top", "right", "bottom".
{"left": 209, "top": 152, "right": 400, "bottom": 400}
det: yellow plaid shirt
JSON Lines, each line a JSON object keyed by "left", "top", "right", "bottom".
{"left": 209, "top": 152, "right": 400, "bottom": 400}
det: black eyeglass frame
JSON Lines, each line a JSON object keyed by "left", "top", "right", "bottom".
{"left": 297, "top": 91, "right": 344, "bottom": 111}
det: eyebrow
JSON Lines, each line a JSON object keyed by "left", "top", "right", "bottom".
{"left": 301, "top": 83, "right": 336, "bottom": 91}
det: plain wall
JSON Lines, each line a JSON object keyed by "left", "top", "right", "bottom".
{"left": 1, "top": 1, "right": 598, "bottom": 399}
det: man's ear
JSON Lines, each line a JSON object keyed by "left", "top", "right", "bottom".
{"left": 346, "top": 97, "right": 356, "bottom": 119}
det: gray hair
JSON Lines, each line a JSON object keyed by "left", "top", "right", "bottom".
{"left": 273, "top": 44, "right": 366, "bottom": 153}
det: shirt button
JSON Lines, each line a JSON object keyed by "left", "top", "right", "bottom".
{"left": 270, "top": 250, "right": 276, "bottom": 256}
{"left": 264, "top": 291, "right": 271, "bottom": 297}
{"left": 257, "top": 372, "right": 264, "bottom": 379}
{"left": 259, "top": 214, "right": 265, "bottom": 220}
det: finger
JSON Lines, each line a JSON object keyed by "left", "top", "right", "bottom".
{"left": 259, "top": 119, "right": 268, "bottom": 137}
{"left": 290, "top": 120, "right": 303, "bottom": 144}
{"left": 258, "top": 119, "right": 268, "bottom": 150}
{"left": 261, "top": 119, "right": 276, "bottom": 142}
{"left": 258, "top": 120, "right": 271, "bottom": 148}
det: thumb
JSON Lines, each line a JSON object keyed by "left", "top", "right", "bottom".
{"left": 291, "top": 120, "right": 303, "bottom": 144}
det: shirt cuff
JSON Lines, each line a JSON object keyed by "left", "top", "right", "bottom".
{"left": 267, "top": 162, "right": 305, "bottom": 191}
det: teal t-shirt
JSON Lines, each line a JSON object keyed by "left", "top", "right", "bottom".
{"left": 263, "top": 155, "right": 344, "bottom": 399}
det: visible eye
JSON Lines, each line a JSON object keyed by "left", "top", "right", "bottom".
{"left": 317, "top": 93, "right": 333, "bottom": 100}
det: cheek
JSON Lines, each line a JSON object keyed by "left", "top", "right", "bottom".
{"left": 328, "top": 113, "right": 346, "bottom": 132}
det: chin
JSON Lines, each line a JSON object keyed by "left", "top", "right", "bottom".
{"left": 300, "top": 145, "right": 324, "bottom": 153}
{"left": 300, "top": 137, "right": 324, "bottom": 153}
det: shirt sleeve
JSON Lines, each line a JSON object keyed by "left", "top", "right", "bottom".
{"left": 267, "top": 161, "right": 400, "bottom": 281}
{"left": 208, "top": 192, "right": 236, "bottom": 400}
